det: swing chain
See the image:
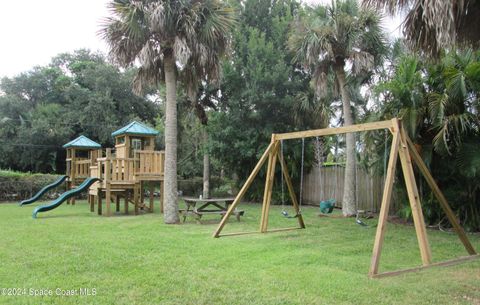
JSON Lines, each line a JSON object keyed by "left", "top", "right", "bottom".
{"left": 281, "top": 138, "right": 304, "bottom": 218}
{"left": 280, "top": 139, "right": 285, "bottom": 207}
{"left": 299, "top": 138, "right": 305, "bottom": 211}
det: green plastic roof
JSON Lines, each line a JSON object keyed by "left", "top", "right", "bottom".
{"left": 63, "top": 135, "right": 101, "bottom": 149}
{"left": 111, "top": 121, "right": 159, "bottom": 137}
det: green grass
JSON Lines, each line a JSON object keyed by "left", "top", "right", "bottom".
{"left": 1, "top": 201, "right": 479, "bottom": 305}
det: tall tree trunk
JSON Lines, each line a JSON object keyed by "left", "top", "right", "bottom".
{"left": 202, "top": 128, "right": 210, "bottom": 199}
{"left": 163, "top": 52, "right": 179, "bottom": 224}
{"left": 334, "top": 63, "right": 356, "bottom": 217}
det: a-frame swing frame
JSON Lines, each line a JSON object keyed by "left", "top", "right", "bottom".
{"left": 213, "top": 118, "right": 478, "bottom": 278}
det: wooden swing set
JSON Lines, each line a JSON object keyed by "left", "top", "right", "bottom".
{"left": 213, "top": 118, "right": 479, "bottom": 278}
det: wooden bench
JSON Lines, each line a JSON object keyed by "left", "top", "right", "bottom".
{"left": 179, "top": 197, "right": 244, "bottom": 223}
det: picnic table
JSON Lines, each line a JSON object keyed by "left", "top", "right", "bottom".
{"left": 179, "top": 197, "right": 244, "bottom": 223}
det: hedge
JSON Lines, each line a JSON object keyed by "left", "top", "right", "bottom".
{"left": 0, "top": 170, "right": 62, "bottom": 202}
{"left": 0, "top": 170, "right": 236, "bottom": 202}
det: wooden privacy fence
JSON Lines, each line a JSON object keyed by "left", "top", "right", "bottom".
{"left": 302, "top": 165, "right": 397, "bottom": 213}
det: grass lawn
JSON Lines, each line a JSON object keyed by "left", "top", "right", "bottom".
{"left": 0, "top": 200, "right": 479, "bottom": 305}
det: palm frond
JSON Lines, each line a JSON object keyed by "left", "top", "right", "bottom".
{"left": 363, "top": 0, "right": 480, "bottom": 57}
{"left": 102, "top": 0, "right": 235, "bottom": 96}
{"left": 431, "top": 113, "right": 474, "bottom": 155}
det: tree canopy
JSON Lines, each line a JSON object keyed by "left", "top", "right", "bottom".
{"left": 0, "top": 0, "right": 479, "bottom": 230}
{"left": 0, "top": 50, "right": 158, "bottom": 173}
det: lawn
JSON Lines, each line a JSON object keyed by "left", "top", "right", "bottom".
{"left": 0, "top": 200, "right": 479, "bottom": 305}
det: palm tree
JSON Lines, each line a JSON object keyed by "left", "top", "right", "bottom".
{"left": 369, "top": 48, "right": 480, "bottom": 229}
{"left": 363, "top": 0, "right": 480, "bottom": 57}
{"left": 374, "top": 50, "right": 479, "bottom": 154}
{"left": 289, "top": 0, "right": 387, "bottom": 216}
{"left": 101, "top": 0, "right": 235, "bottom": 223}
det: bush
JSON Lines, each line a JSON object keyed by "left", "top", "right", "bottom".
{"left": 0, "top": 170, "right": 62, "bottom": 202}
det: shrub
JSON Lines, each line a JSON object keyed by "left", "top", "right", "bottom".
{"left": 0, "top": 170, "right": 62, "bottom": 202}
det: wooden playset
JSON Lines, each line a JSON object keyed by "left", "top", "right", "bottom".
{"left": 213, "top": 118, "right": 478, "bottom": 277}
{"left": 63, "top": 121, "right": 164, "bottom": 216}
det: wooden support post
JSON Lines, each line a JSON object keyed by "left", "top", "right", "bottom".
{"left": 260, "top": 141, "right": 277, "bottom": 232}
{"left": 261, "top": 142, "right": 280, "bottom": 233}
{"left": 97, "top": 190, "right": 102, "bottom": 215}
{"left": 115, "top": 195, "right": 120, "bottom": 212}
{"left": 398, "top": 124, "right": 432, "bottom": 266}
{"left": 278, "top": 151, "right": 305, "bottom": 229}
{"left": 140, "top": 181, "right": 144, "bottom": 206}
{"left": 260, "top": 142, "right": 279, "bottom": 233}
{"left": 105, "top": 185, "right": 111, "bottom": 217}
{"left": 213, "top": 141, "right": 276, "bottom": 237}
{"left": 134, "top": 183, "right": 140, "bottom": 215}
{"left": 149, "top": 183, "right": 154, "bottom": 213}
{"left": 70, "top": 148, "right": 76, "bottom": 205}
{"left": 404, "top": 131, "right": 477, "bottom": 255}
{"left": 66, "top": 181, "right": 71, "bottom": 205}
{"left": 105, "top": 149, "right": 112, "bottom": 217}
{"left": 369, "top": 120, "right": 401, "bottom": 276}
{"left": 124, "top": 191, "right": 129, "bottom": 215}
{"left": 90, "top": 195, "right": 95, "bottom": 212}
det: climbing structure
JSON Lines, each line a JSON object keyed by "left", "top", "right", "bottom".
{"left": 63, "top": 135, "right": 102, "bottom": 205}
{"left": 65, "top": 121, "right": 164, "bottom": 216}
{"left": 213, "top": 118, "right": 478, "bottom": 278}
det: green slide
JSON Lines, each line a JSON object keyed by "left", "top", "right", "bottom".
{"left": 32, "top": 178, "right": 100, "bottom": 218}
{"left": 19, "top": 175, "right": 68, "bottom": 206}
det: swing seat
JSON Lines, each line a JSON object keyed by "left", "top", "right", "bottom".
{"left": 281, "top": 210, "right": 300, "bottom": 218}
{"left": 320, "top": 199, "right": 335, "bottom": 214}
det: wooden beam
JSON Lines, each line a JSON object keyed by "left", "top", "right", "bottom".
{"left": 259, "top": 143, "right": 275, "bottom": 233}
{"left": 278, "top": 150, "right": 305, "bottom": 229}
{"left": 371, "top": 254, "right": 480, "bottom": 279}
{"left": 213, "top": 141, "right": 276, "bottom": 238}
{"left": 264, "top": 227, "right": 304, "bottom": 233}
{"left": 404, "top": 134, "right": 477, "bottom": 255}
{"left": 105, "top": 149, "right": 112, "bottom": 216}
{"left": 106, "top": 184, "right": 111, "bottom": 217}
{"left": 124, "top": 191, "right": 129, "bottom": 215}
{"left": 97, "top": 190, "right": 102, "bottom": 215}
{"left": 369, "top": 119, "right": 401, "bottom": 276}
{"left": 217, "top": 231, "right": 260, "bottom": 237}
{"left": 260, "top": 142, "right": 279, "bottom": 233}
{"left": 274, "top": 120, "right": 394, "bottom": 141}
{"left": 218, "top": 227, "right": 304, "bottom": 237}
{"left": 134, "top": 182, "right": 139, "bottom": 215}
{"left": 398, "top": 125, "right": 432, "bottom": 266}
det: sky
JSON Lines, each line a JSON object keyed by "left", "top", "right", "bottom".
{"left": 0, "top": 0, "right": 110, "bottom": 78}
{"left": 0, "top": 0, "right": 402, "bottom": 78}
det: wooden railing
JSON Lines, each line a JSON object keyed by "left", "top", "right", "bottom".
{"left": 96, "top": 150, "right": 164, "bottom": 183}
{"left": 74, "top": 159, "right": 91, "bottom": 178}
{"left": 135, "top": 151, "right": 165, "bottom": 176}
